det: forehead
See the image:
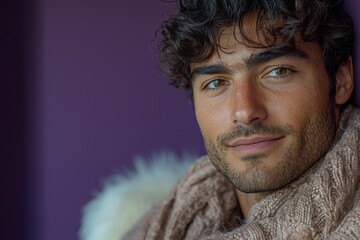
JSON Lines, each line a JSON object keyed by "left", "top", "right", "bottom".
{"left": 217, "top": 13, "right": 273, "bottom": 49}
{"left": 190, "top": 19, "right": 321, "bottom": 72}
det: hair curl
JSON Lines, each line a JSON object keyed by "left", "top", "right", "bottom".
{"left": 158, "top": 0, "right": 354, "bottom": 93}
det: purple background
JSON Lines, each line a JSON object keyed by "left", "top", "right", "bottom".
{"left": 32, "top": 1, "right": 204, "bottom": 240}
{"left": 31, "top": 1, "right": 205, "bottom": 240}
{"left": 2, "top": 1, "right": 359, "bottom": 240}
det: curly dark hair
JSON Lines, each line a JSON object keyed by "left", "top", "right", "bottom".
{"left": 158, "top": 0, "right": 354, "bottom": 94}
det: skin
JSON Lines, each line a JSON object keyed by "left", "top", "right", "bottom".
{"left": 190, "top": 15, "right": 354, "bottom": 218}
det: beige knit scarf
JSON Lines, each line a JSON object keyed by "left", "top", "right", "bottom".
{"left": 124, "top": 106, "right": 360, "bottom": 240}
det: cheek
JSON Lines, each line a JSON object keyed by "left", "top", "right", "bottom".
{"left": 194, "top": 100, "right": 229, "bottom": 138}
{"left": 275, "top": 92, "right": 331, "bottom": 137}
{"left": 271, "top": 94, "right": 314, "bottom": 129}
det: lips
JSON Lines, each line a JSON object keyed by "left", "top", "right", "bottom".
{"left": 227, "top": 136, "right": 284, "bottom": 155}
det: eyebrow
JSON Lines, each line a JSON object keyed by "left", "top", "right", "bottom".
{"left": 190, "top": 64, "right": 231, "bottom": 81}
{"left": 245, "top": 47, "right": 310, "bottom": 69}
{"left": 190, "top": 47, "right": 310, "bottom": 81}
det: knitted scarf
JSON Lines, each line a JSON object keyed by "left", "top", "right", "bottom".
{"left": 123, "top": 106, "right": 360, "bottom": 240}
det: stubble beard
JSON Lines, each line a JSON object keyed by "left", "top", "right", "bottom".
{"left": 202, "top": 104, "right": 337, "bottom": 193}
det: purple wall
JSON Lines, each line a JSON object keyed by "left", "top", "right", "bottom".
{"left": 1, "top": 1, "right": 30, "bottom": 240}
{"left": 22, "top": 1, "right": 359, "bottom": 240}
{"left": 345, "top": 1, "right": 360, "bottom": 105}
{"left": 31, "top": 1, "right": 204, "bottom": 240}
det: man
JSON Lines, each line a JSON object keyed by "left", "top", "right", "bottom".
{"left": 124, "top": 0, "right": 359, "bottom": 239}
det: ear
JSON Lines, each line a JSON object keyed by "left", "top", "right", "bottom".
{"left": 335, "top": 56, "right": 354, "bottom": 105}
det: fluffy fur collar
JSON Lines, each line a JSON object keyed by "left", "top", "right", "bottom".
{"left": 79, "top": 152, "right": 196, "bottom": 240}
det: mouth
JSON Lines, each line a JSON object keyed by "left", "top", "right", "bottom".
{"left": 227, "top": 136, "right": 284, "bottom": 155}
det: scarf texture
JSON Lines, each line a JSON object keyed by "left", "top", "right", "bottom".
{"left": 123, "top": 106, "right": 360, "bottom": 240}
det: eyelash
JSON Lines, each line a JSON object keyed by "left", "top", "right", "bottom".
{"left": 202, "top": 79, "right": 229, "bottom": 91}
{"left": 200, "top": 67, "right": 294, "bottom": 92}
{"left": 265, "top": 67, "right": 295, "bottom": 79}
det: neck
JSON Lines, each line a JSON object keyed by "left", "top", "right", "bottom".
{"left": 236, "top": 190, "right": 271, "bottom": 219}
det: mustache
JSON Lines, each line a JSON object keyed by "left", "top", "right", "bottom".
{"left": 218, "top": 122, "right": 293, "bottom": 145}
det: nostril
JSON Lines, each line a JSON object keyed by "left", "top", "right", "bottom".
{"left": 231, "top": 105, "right": 267, "bottom": 125}
{"left": 230, "top": 84, "right": 267, "bottom": 125}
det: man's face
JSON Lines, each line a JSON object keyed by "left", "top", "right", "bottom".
{"left": 190, "top": 21, "right": 339, "bottom": 193}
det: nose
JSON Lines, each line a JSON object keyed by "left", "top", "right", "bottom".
{"left": 230, "top": 82, "right": 267, "bottom": 125}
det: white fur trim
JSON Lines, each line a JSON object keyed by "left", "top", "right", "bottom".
{"left": 79, "top": 151, "right": 196, "bottom": 240}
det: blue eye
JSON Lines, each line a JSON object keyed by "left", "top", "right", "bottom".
{"left": 204, "top": 79, "right": 228, "bottom": 90}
